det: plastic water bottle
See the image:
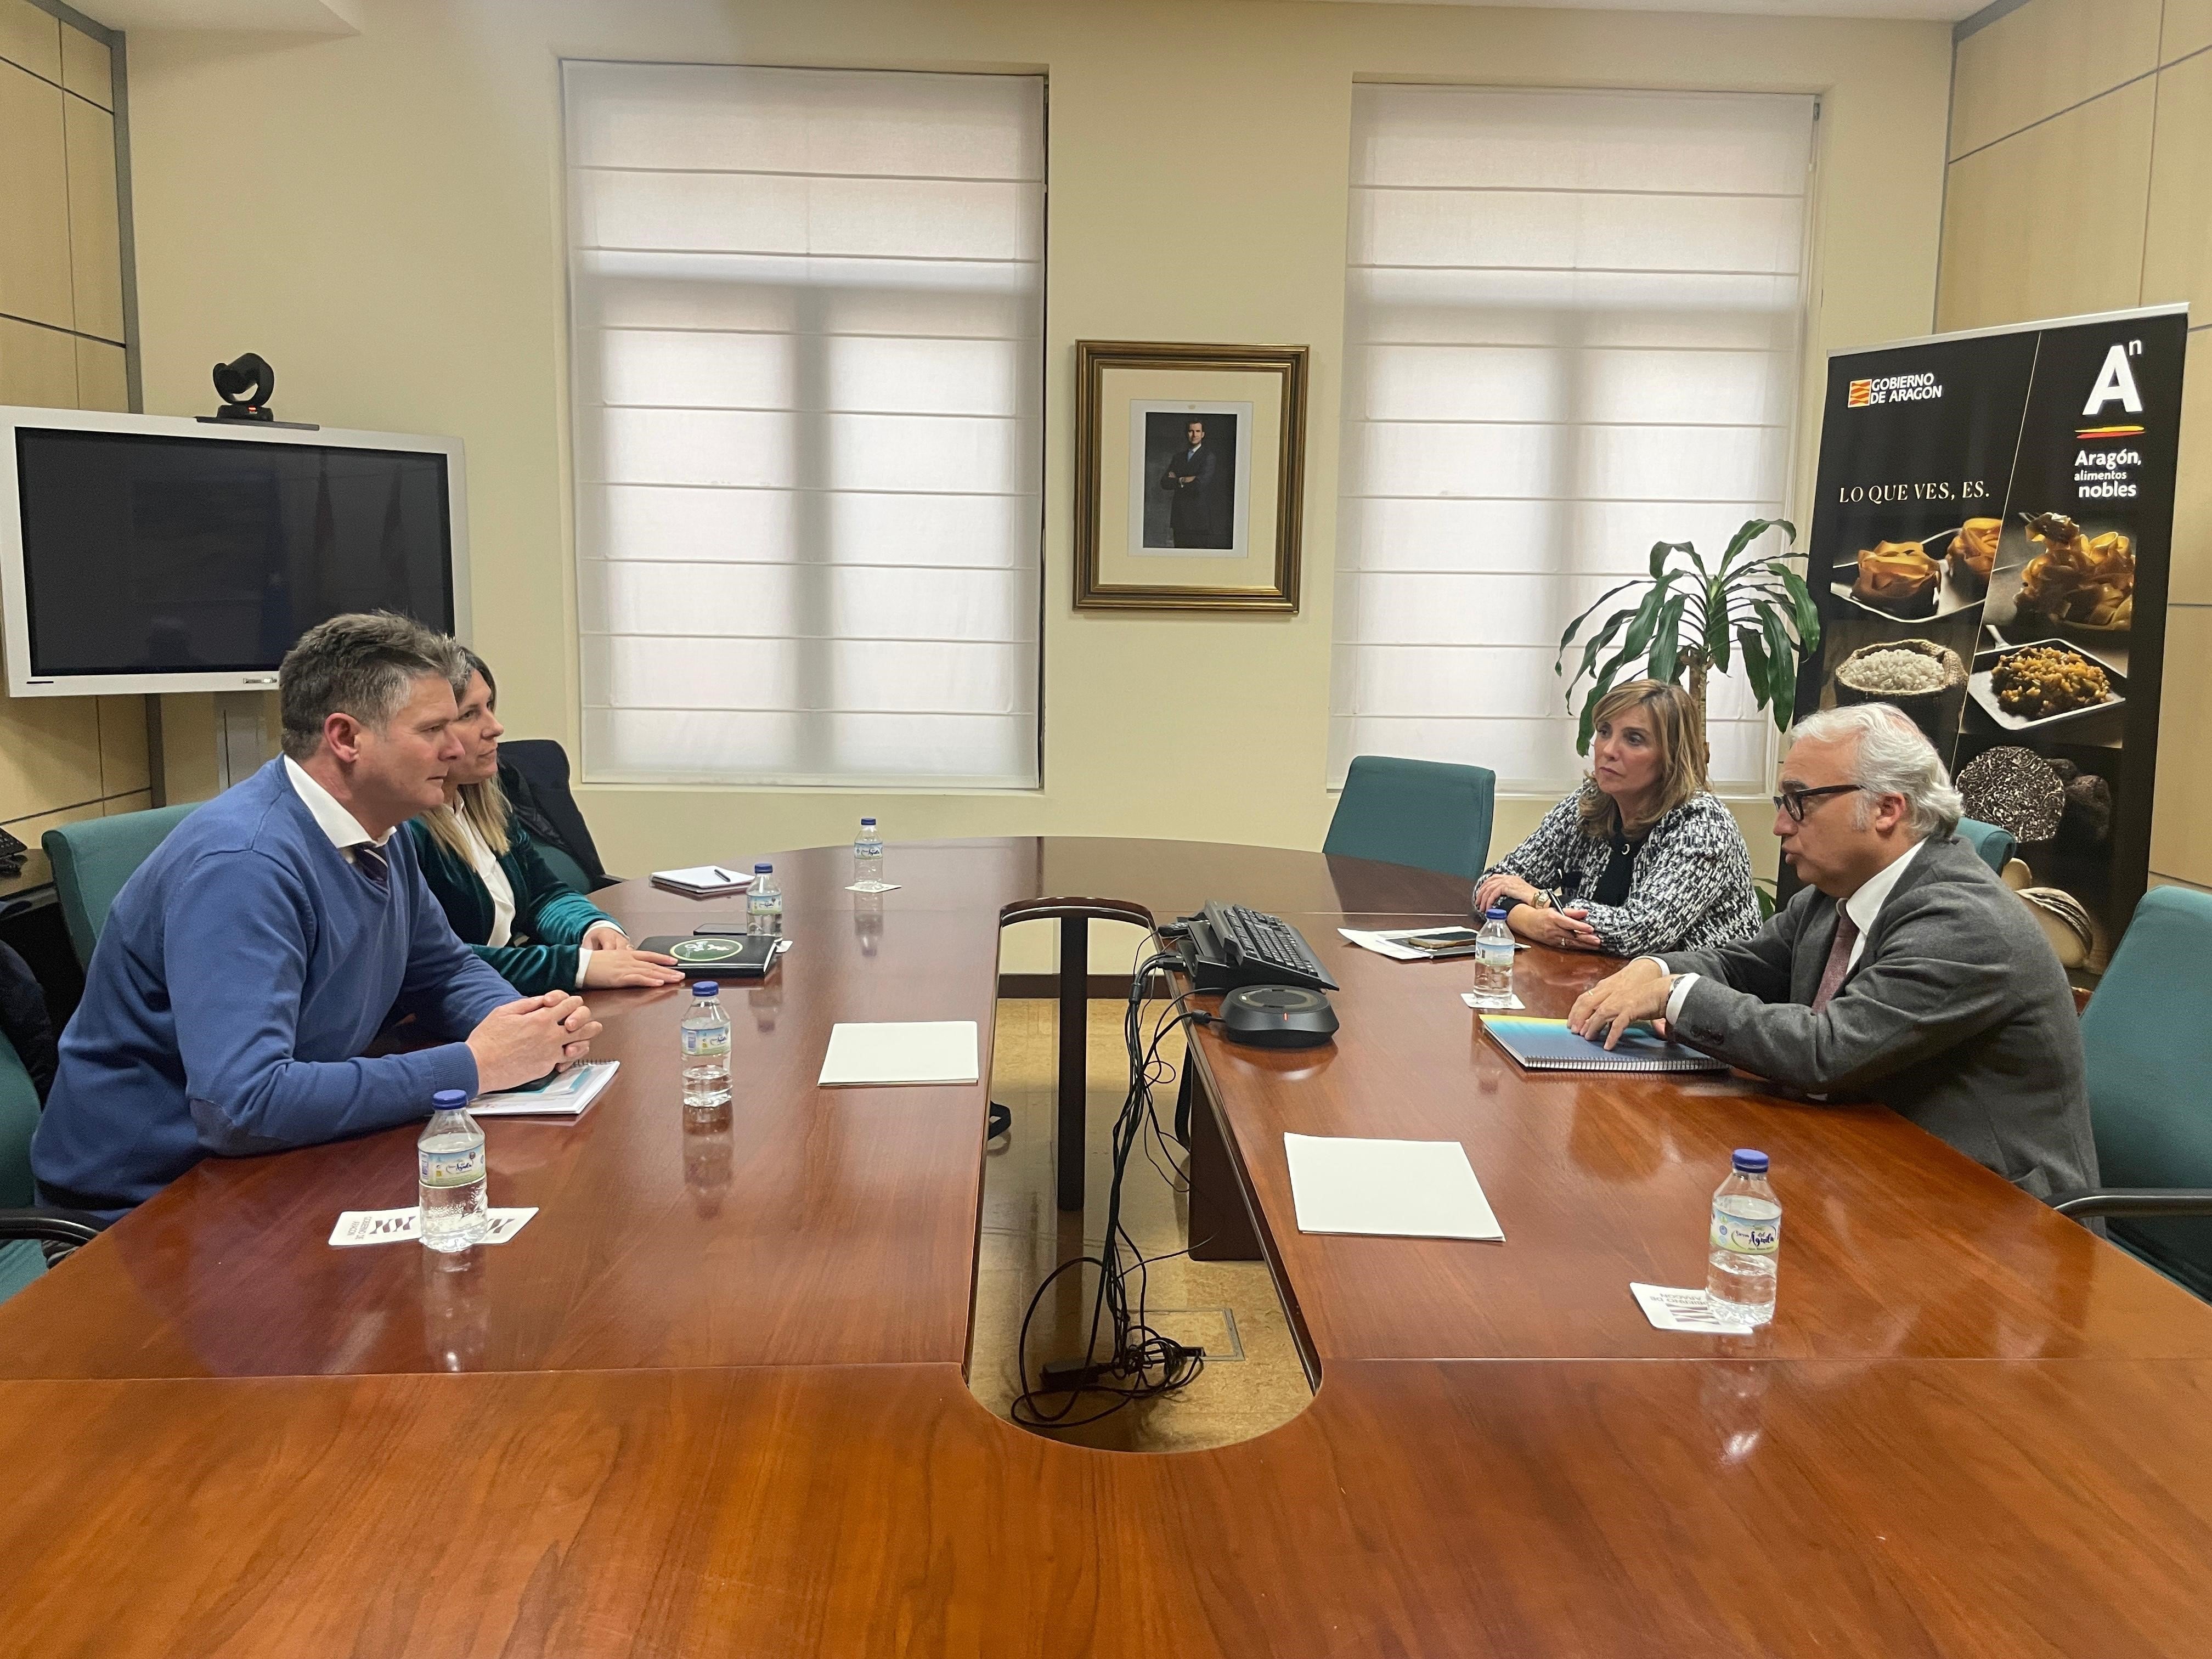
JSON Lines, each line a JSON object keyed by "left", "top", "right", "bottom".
{"left": 418, "top": 1087, "right": 488, "bottom": 1252}
{"left": 681, "top": 979, "right": 732, "bottom": 1113}
{"left": 746, "top": 862, "right": 782, "bottom": 936}
{"left": 1707, "top": 1149, "right": 1781, "bottom": 1327}
{"left": 1468, "top": 905, "right": 1515, "bottom": 1008}
{"left": 853, "top": 817, "right": 884, "bottom": 884}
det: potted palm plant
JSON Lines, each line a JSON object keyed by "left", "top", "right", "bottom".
{"left": 1555, "top": 517, "right": 1819, "bottom": 766}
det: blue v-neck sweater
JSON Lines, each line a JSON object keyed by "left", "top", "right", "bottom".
{"left": 33, "top": 759, "right": 518, "bottom": 1214}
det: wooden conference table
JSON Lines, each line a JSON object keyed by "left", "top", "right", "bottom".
{"left": 3, "top": 837, "right": 2212, "bottom": 1656}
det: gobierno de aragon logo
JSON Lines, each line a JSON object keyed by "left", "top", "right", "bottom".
{"left": 1847, "top": 373, "right": 1942, "bottom": 409}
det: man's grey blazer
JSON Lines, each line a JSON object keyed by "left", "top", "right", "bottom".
{"left": 1660, "top": 832, "right": 2097, "bottom": 1200}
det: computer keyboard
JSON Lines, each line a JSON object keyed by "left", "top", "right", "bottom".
{"left": 1173, "top": 901, "right": 1339, "bottom": 992}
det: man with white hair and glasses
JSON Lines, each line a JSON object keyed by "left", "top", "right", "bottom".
{"left": 1570, "top": 702, "right": 2097, "bottom": 1201}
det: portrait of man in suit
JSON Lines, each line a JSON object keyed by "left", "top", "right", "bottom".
{"left": 1141, "top": 409, "right": 1240, "bottom": 551}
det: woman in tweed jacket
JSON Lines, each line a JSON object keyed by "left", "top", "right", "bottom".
{"left": 1474, "top": 680, "right": 1759, "bottom": 958}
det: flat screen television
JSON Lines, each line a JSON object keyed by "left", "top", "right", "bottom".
{"left": 0, "top": 408, "right": 469, "bottom": 697}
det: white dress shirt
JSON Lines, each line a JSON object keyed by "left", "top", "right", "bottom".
{"left": 283, "top": 757, "right": 391, "bottom": 862}
{"left": 1655, "top": 836, "right": 1927, "bottom": 1022}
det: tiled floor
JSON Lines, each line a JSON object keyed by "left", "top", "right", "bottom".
{"left": 968, "top": 998, "right": 1314, "bottom": 1453}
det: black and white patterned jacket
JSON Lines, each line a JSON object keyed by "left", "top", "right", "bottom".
{"left": 1479, "top": 787, "right": 1760, "bottom": 957}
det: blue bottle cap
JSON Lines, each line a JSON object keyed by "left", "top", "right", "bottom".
{"left": 432, "top": 1088, "right": 468, "bottom": 1109}
{"left": 754, "top": 862, "right": 772, "bottom": 873}
{"left": 1733, "top": 1148, "right": 1770, "bottom": 1174}
{"left": 693, "top": 980, "right": 720, "bottom": 996}
{"left": 1486, "top": 905, "right": 1509, "bottom": 921}
{"left": 861, "top": 817, "right": 876, "bottom": 827}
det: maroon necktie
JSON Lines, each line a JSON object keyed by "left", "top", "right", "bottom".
{"left": 1810, "top": 904, "right": 1859, "bottom": 1013}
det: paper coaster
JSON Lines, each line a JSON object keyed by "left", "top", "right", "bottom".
{"left": 845, "top": 880, "right": 901, "bottom": 894}
{"left": 329, "top": 1207, "right": 539, "bottom": 1247}
{"left": 1462, "top": 991, "right": 1527, "bottom": 1011}
{"left": 1629, "top": 1282, "right": 1759, "bottom": 1334}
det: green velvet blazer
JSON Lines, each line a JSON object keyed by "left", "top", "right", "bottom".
{"left": 404, "top": 812, "right": 617, "bottom": 996}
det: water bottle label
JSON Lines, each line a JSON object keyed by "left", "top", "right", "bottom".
{"left": 420, "top": 1143, "right": 485, "bottom": 1189}
{"left": 682, "top": 1025, "right": 732, "bottom": 1058}
{"left": 1477, "top": 942, "right": 1513, "bottom": 968}
{"left": 1711, "top": 1204, "right": 1779, "bottom": 1256}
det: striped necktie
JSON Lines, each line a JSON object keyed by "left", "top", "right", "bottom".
{"left": 353, "top": 840, "right": 389, "bottom": 888}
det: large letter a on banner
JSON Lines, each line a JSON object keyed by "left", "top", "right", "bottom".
{"left": 2084, "top": 344, "right": 2145, "bottom": 416}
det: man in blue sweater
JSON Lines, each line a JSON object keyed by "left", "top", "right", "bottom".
{"left": 34, "top": 613, "right": 601, "bottom": 1215}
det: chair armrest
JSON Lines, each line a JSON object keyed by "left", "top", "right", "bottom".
{"left": 0, "top": 1206, "right": 108, "bottom": 1249}
{"left": 2050, "top": 1188, "right": 2212, "bottom": 1220}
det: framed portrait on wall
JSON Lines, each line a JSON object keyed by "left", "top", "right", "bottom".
{"left": 1074, "top": 341, "right": 1308, "bottom": 611}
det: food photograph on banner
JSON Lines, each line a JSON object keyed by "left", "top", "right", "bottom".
{"left": 1073, "top": 340, "right": 1308, "bottom": 612}
{"left": 1796, "top": 304, "right": 2187, "bottom": 980}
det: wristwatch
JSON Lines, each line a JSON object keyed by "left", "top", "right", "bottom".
{"left": 1528, "top": 888, "right": 1556, "bottom": 911}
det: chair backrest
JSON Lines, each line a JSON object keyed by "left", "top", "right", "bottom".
{"left": 1323, "top": 756, "right": 1496, "bottom": 882}
{"left": 0, "top": 1028, "right": 46, "bottom": 1303}
{"left": 1955, "top": 816, "right": 2017, "bottom": 876}
{"left": 44, "top": 803, "right": 198, "bottom": 968}
{"left": 2081, "top": 885, "right": 2212, "bottom": 1298}
{"left": 499, "top": 740, "right": 611, "bottom": 890}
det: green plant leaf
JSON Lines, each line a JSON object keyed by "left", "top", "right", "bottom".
{"left": 1647, "top": 539, "right": 1694, "bottom": 579}
{"left": 1646, "top": 593, "right": 1688, "bottom": 687}
{"left": 1714, "top": 517, "right": 1789, "bottom": 580}
{"left": 1757, "top": 605, "right": 1798, "bottom": 727}
{"left": 1737, "top": 624, "right": 1771, "bottom": 720}
{"left": 1767, "top": 561, "right": 1822, "bottom": 652}
{"left": 1563, "top": 605, "right": 1637, "bottom": 706}
{"left": 1558, "top": 577, "right": 1650, "bottom": 654}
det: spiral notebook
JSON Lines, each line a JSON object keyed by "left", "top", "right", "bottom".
{"left": 1480, "top": 1015, "right": 1728, "bottom": 1074}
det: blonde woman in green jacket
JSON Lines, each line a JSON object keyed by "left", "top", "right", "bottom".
{"left": 407, "top": 650, "right": 683, "bottom": 996}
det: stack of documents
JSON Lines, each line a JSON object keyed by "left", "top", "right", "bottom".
{"left": 651, "top": 865, "right": 754, "bottom": 898}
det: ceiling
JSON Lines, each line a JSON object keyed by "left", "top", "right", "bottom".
{"left": 70, "top": 0, "right": 360, "bottom": 33}
{"left": 1315, "top": 0, "right": 1987, "bottom": 17}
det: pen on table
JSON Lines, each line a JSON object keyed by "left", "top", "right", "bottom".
{"left": 712, "top": 866, "right": 738, "bottom": 883}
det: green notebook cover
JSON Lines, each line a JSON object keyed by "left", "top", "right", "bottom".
{"left": 1480, "top": 1014, "right": 1729, "bottom": 1074}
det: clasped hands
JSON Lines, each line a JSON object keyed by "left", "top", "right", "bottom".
{"left": 467, "top": 990, "right": 604, "bottom": 1093}
{"left": 1470, "top": 872, "right": 1600, "bottom": 951}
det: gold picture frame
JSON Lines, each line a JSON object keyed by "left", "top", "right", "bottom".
{"left": 1074, "top": 340, "right": 1309, "bottom": 612}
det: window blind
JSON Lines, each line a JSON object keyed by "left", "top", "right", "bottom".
{"left": 563, "top": 63, "right": 1043, "bottom": 788}
{"left": 1331, "top": 86, "right": 1814, "bottom": 795}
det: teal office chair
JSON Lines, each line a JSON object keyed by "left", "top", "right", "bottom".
{"left": 1955, "top": 816, "right": 2016, "bottom": 876}
{"left": 0, "top": 1028, "right": 103, "bottom": 1305}
{"left": 2053, "top": 886, "right": 2212, "bottom": 1299}
{"left": 44, "top": 802, "right": 198, "bottom": 968}
{"left": 1323, "top": 756, "right": 1496, "bottom": 881}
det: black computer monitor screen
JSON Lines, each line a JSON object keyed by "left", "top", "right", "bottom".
{"left": 14, "top": 427, "right": 454, "bottom": 676}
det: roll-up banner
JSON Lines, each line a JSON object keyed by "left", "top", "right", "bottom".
{"left": 1792, "top": 304, "right": 2188, "bottom": 978}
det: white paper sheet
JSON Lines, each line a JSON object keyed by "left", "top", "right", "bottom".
{"left": 1282, "top": 1133, "right": 1503, "bottom": 1240}
{"left": 1339, "top": 926, "right": 1528, "bottom": 962}
{"left": 819, "top": 1020, "right": 980, "bottom": 1086}
{"left": 1629, "top": 1282, "right": 1760, "bottom": 1333}
{"left": 845, "top": 879, "right": 901, "bottom": 894}
{"left": 328, "top": 1207, "right": 539, "bottom": 1247}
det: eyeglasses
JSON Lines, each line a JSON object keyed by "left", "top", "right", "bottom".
{"left": 1771, "top": 783, "right": 1865, "bottom": 822}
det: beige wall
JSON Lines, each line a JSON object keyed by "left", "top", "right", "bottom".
{"left": 119, "top": 0, "right": 1951, "bottom": 926}
{"left": 0, "top": 0, "right": 148, "bottom": 894}
{"left": 1938, "top": 0, "right": 2212, "bottom": 893}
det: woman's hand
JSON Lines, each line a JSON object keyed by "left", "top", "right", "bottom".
{"left": 580, "top": 946, "right": 686, "bottom": 989}
{"left": 1509, "top": 903, "right": 1600, "bottom": 951}
{"left": 582, "top": 923, "right": 630, "bottom": 952}
{"left": 1474, "top": 872, "right": 1541, "bottom": 915}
